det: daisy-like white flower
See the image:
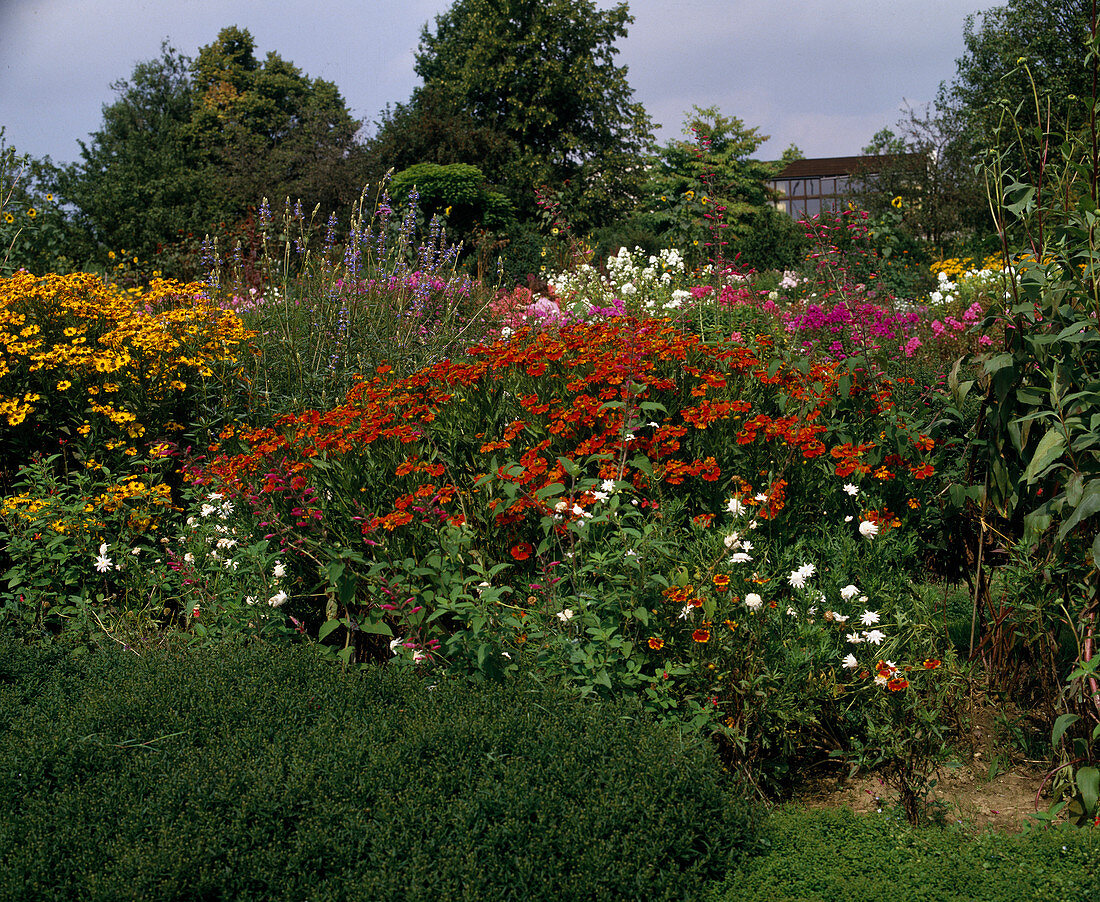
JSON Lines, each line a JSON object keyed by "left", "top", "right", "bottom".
{"left": 840, "top": 584, "right": 860, "bottom": 600}
{"left": 748, "top": 519, "right": 759, "bottom": 530}
{"left": 859, "top": 519, "right": 879, "bottom": 539}
{"left": 833, "top": 613, "right": 850, "bottom": 624}
{"left": 183, "top": 552, "right": 195, "bottom": 564}
{"left": 94, "top": 543, "right": 113, "bottom": 573}
{"left": 846, "top": 632, "right": 863, "bottom": 644}
{"left": 207, "top": 493, "right": 224, "bottom": 502}
{"left": 740, "top": 540, "right": 753, "bottom": 552}
{"left": 729, "top": 551, "right": 752, "bottom": 564}
{"left": 624, "top": 549, "right": 637, "bottom": 558}
{"left": 592, "top": 490, "right": 610, "bottom": 503}
{"left": 273, "top": 561, "right": 287, "bottom": 579}
{"left": 864, "top": 629, "right": 886, "bottom": 645}
{"left": 786, "top": 606, "right": 798, "bottom": 618}
{"left": 268, "top": 590, "right": 288, "bottom": 607}
{"left": 679, "top": 603, "right": 696, "bottom": 620}
{"left": 843, "top": 483, "right": 859, "bottom": 496}
{"left": 744, "top": 593, "right": 763, "bottom": 611}
{"left": 844, "top": 515, "right": 854, "bottom": 523}
{"left": 789, "top": 569, "right": 807, "bottom": 589}
{"left": 556, "top": 609, "right": 575, "bottom": 622}
{"left": 842, "top": 653, "right": 859, "bottom": 669}
{"left": 389, "top": 637, "right": 404, "bottom": 653}
{"left": 860, "top": 610, "right": 880, "bottom": 626}
{"left": 726, "top": 497, "right": 745, "bottom": 515}
{"left": 600, "top": 479, "right": 616, "bottom": 493}
{"left": 723, "top": 532, "right": 740, "bottom": 549}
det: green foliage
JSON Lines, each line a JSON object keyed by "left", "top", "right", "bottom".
{"left": 710, "top": 806, "right": 1098, "bottom": 902}
{"left": 638, "top": 106, "right": 796, "bottom": 270}
{"left": 0, "top": 640, "right": 762, "bottom": 901}
{"left": 409, "top": 0, "right": 655, "bottom": 231}
{"left": 53, "top": 29, "right": 364, "bottom": 277}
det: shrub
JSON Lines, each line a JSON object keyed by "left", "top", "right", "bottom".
{"left": 710, "top": 806, "right": 1098, "bottom": 902}
{"left": 0, "top": 640, "right": 762, "bottom": 901}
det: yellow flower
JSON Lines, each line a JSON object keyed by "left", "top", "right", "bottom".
{"left": 56, "top": 380, "right": 72, "bottom": 391}
{"left": 444, "top": 205, "right": 452, "bottom": 216}
{"left": 45, "top": 194, "right": 53, "bottom": 201}
{"left": 701, "top": 196, "right": 709, "bottom": 204}
{"left": 3, "top": 213, "right": 12, "bottom": 224}
{"left": 26, "top": 208, "right": 36, "bottom": 219}
{"left": 685, "top": 190, "right": 695, "bottom": 200}
{"left": 108, "top": 251, "right": 116, "bottom": 260}
{"left": 891, "top": 195, "right": 904, "bottom": 209}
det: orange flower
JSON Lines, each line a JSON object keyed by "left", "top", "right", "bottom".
{"left": 693, "top": 513, "right": 714, "bottom": 527}
{"left": 648, "top": 637, "right": 665, "bottom": 651}
{"left": 510, "top": 542, "right": 534, "bottom": 561}
{"left": 887, "top": 677, "right": 909, "bottom": 691}
{"left": 712, "top": 573, "right": 730, "bottom": 592}
{"left": 922, "top": 658, "right": 941, "bottom": 670}
{"left": 692, "top": 628, "right": 710, "bottom": 643}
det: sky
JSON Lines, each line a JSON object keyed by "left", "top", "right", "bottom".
{"left": 0, "top": 0, "right": 1005, "bottom": 167}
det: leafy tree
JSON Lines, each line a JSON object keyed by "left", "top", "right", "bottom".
{"left": 53, "top": 42, "right": 213, "bottom": 267}
{"left": 634, "top": 106, "right": 802, "bottom": 270}
{"left": 189, "top": 26, "right": 364, "bottom": 219}
{"left": 945, "top": 0, "right": 1093, "bottom": 157}
{"left": 402, "top": 0, "right": 655, "bottom": 231}
{"left": 855, "top": 103, "right": 990, "bottom": 257}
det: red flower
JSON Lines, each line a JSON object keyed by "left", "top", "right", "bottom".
{"left": 648, "top": 637, "right": 665, "bottom": 651}
{"left": 510, "top": 542, "right": 534, "bottom": 561}
{"left": 922, "top": 658, "right": 941, "bottom": 670}
{"left": 692, "top": 628, "right": 710, "bottom": 643}
{"left": 887, "top": 677, "right": 909, "bottom": 691}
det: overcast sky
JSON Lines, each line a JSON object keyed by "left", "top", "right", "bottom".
{"left": 0, "top": 0, "right": 1003, "bottom": 166}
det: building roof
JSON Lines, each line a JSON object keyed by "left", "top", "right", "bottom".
{"left": 770, "top": 154, "right": 915, "bottom": 180}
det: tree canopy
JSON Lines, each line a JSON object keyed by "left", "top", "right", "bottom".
{"left": 53, "top": 28, "right": 364, "bottom": 270}
{"left": 381, "top": 0, "right": 655, "bottom": 231}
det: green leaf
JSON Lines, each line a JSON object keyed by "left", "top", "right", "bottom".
{"left": 1022, "top": 427, "right": 1065, "bottom": 485}
{"left": 1056, "top": 479, "right": 1100, "bottom": 542}
{"left": 1093, "top": 533, "right": 1100, "bottom": 569}
{"left": 1076, "top": 766, "right": 1099, "bottom": 816}
{"left": 594, "top": 669, "right": 612, "bottom": 689}
{"left": 359, "top": 619, "right": 393, "bottom": 637}
{"left": 632, "top": 606, "right": 649, "bottom": 626}
{"left": 1052, "top": 712, "right": 1080, "bottom": 746}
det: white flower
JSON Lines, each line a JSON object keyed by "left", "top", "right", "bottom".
{"left": 245, "top": 596, "right": 257, "bottom": 606}
{"left": 744, "top": 593, "right": 763, "bottom": 611}
{"left": 754, "top": 492, "right": 768, "bottom": 502}
{"left": 207, "top": 492, "right": 224, "bottom": 502}
{"left": 844, "top": 515, "right": 854, "bottom": 523}
{"left": 726, "top": 497, "right": 745, "bottom": 515}
{"left": 679, "top": 603, "right": 696, "bottom": 620}
{"left": 723, "top": 532, "right": 740, "bottom": 549}
{"left": 390, "top": 637, "right": 403, "bottom": 654}
{"left": 268, "top": 590, "right": 288, "bottom": 608}
{"left": 840, "top": 584, "right": 860, "bottom": 600}
{"left": 200, "top": 503, "right": 216, "bottom": 518}
{"left": 788, "top": 563, "right": 815, "bottom": 589}
{"left": 874, "top": 672, "right": 888, "bottom": 686}
{"left": 843, "top": 483, "right": 859, "bottom": 496}
{"left": 94, "top": 544, "right": 113, "bottom": 573}
{"left": 624, "top": 549, "right": 637, "bottom": 558}
{"left": 729, "top": 552, "right": 752, "bottom": 564}
{"left": 833, "top": 614, "right": 850, "bottom": 624}
{"left": 846, "top": 632, "right": 863, "bottom": 644}
{"left": 556, "top": 609, "right": 575, "bottom": 622}
{"left": 786, "top": 606, "right": 798, "bottom": 618}
{"left": 219, "top": 501, "right": 234, "bottom": 518}
{"left": 859, "top": 520, "right": 879, "bottom": 539}
{"left": 860, "top": 610, "right": 880, "bottom": 626}
{"left": 740, "top": 540, "right": 753, "bottom": 552}
{"left": 863, "top": 629, "right": 886, "bottom": 645}
{"left": 273, "top": 561, "right": 287, "bottom": 579}
{"left": 183, "top": 552, "right": 195, "bottom": 564}
{"left": 412, "top": 650, "right": 428, "bottom": 664}
{"left": 592, "top": 490, "right": 610, "bottom": 503}
{"left": 600, "top": 479, "right": 616, "bottom": 493}
{"left": 215, "top": 537, "right": 237, "bottom": 550}
{"left": 842, "top": 653, "right": 859, "bottom": 669}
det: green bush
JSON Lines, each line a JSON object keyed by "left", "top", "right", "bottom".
{"left": 0, "top": 639, "right": 761, "bottom": 901}
{"left": 709, "top": 806, "right": 1098, "bottom": 902}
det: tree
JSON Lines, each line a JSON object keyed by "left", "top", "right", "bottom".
{"left": 189, "top": 26, "right": 364, "bottom": 218}
{"left": 53, "top": 42, "right": 213, "bottom": 265}
{"left": 403, "top": 0, "right": 655, "bottom": 231}
{"left": 634, "top": 106, "right": 802, "bottom": 269}
{"left": 54, "top": 29, "right": 366, "bottom": 273}
{"left": 945, "top": 0, "right": 1093, "bottom": 158}
{"left": 855, "top": 103, "right": 989, "bottom": 256}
